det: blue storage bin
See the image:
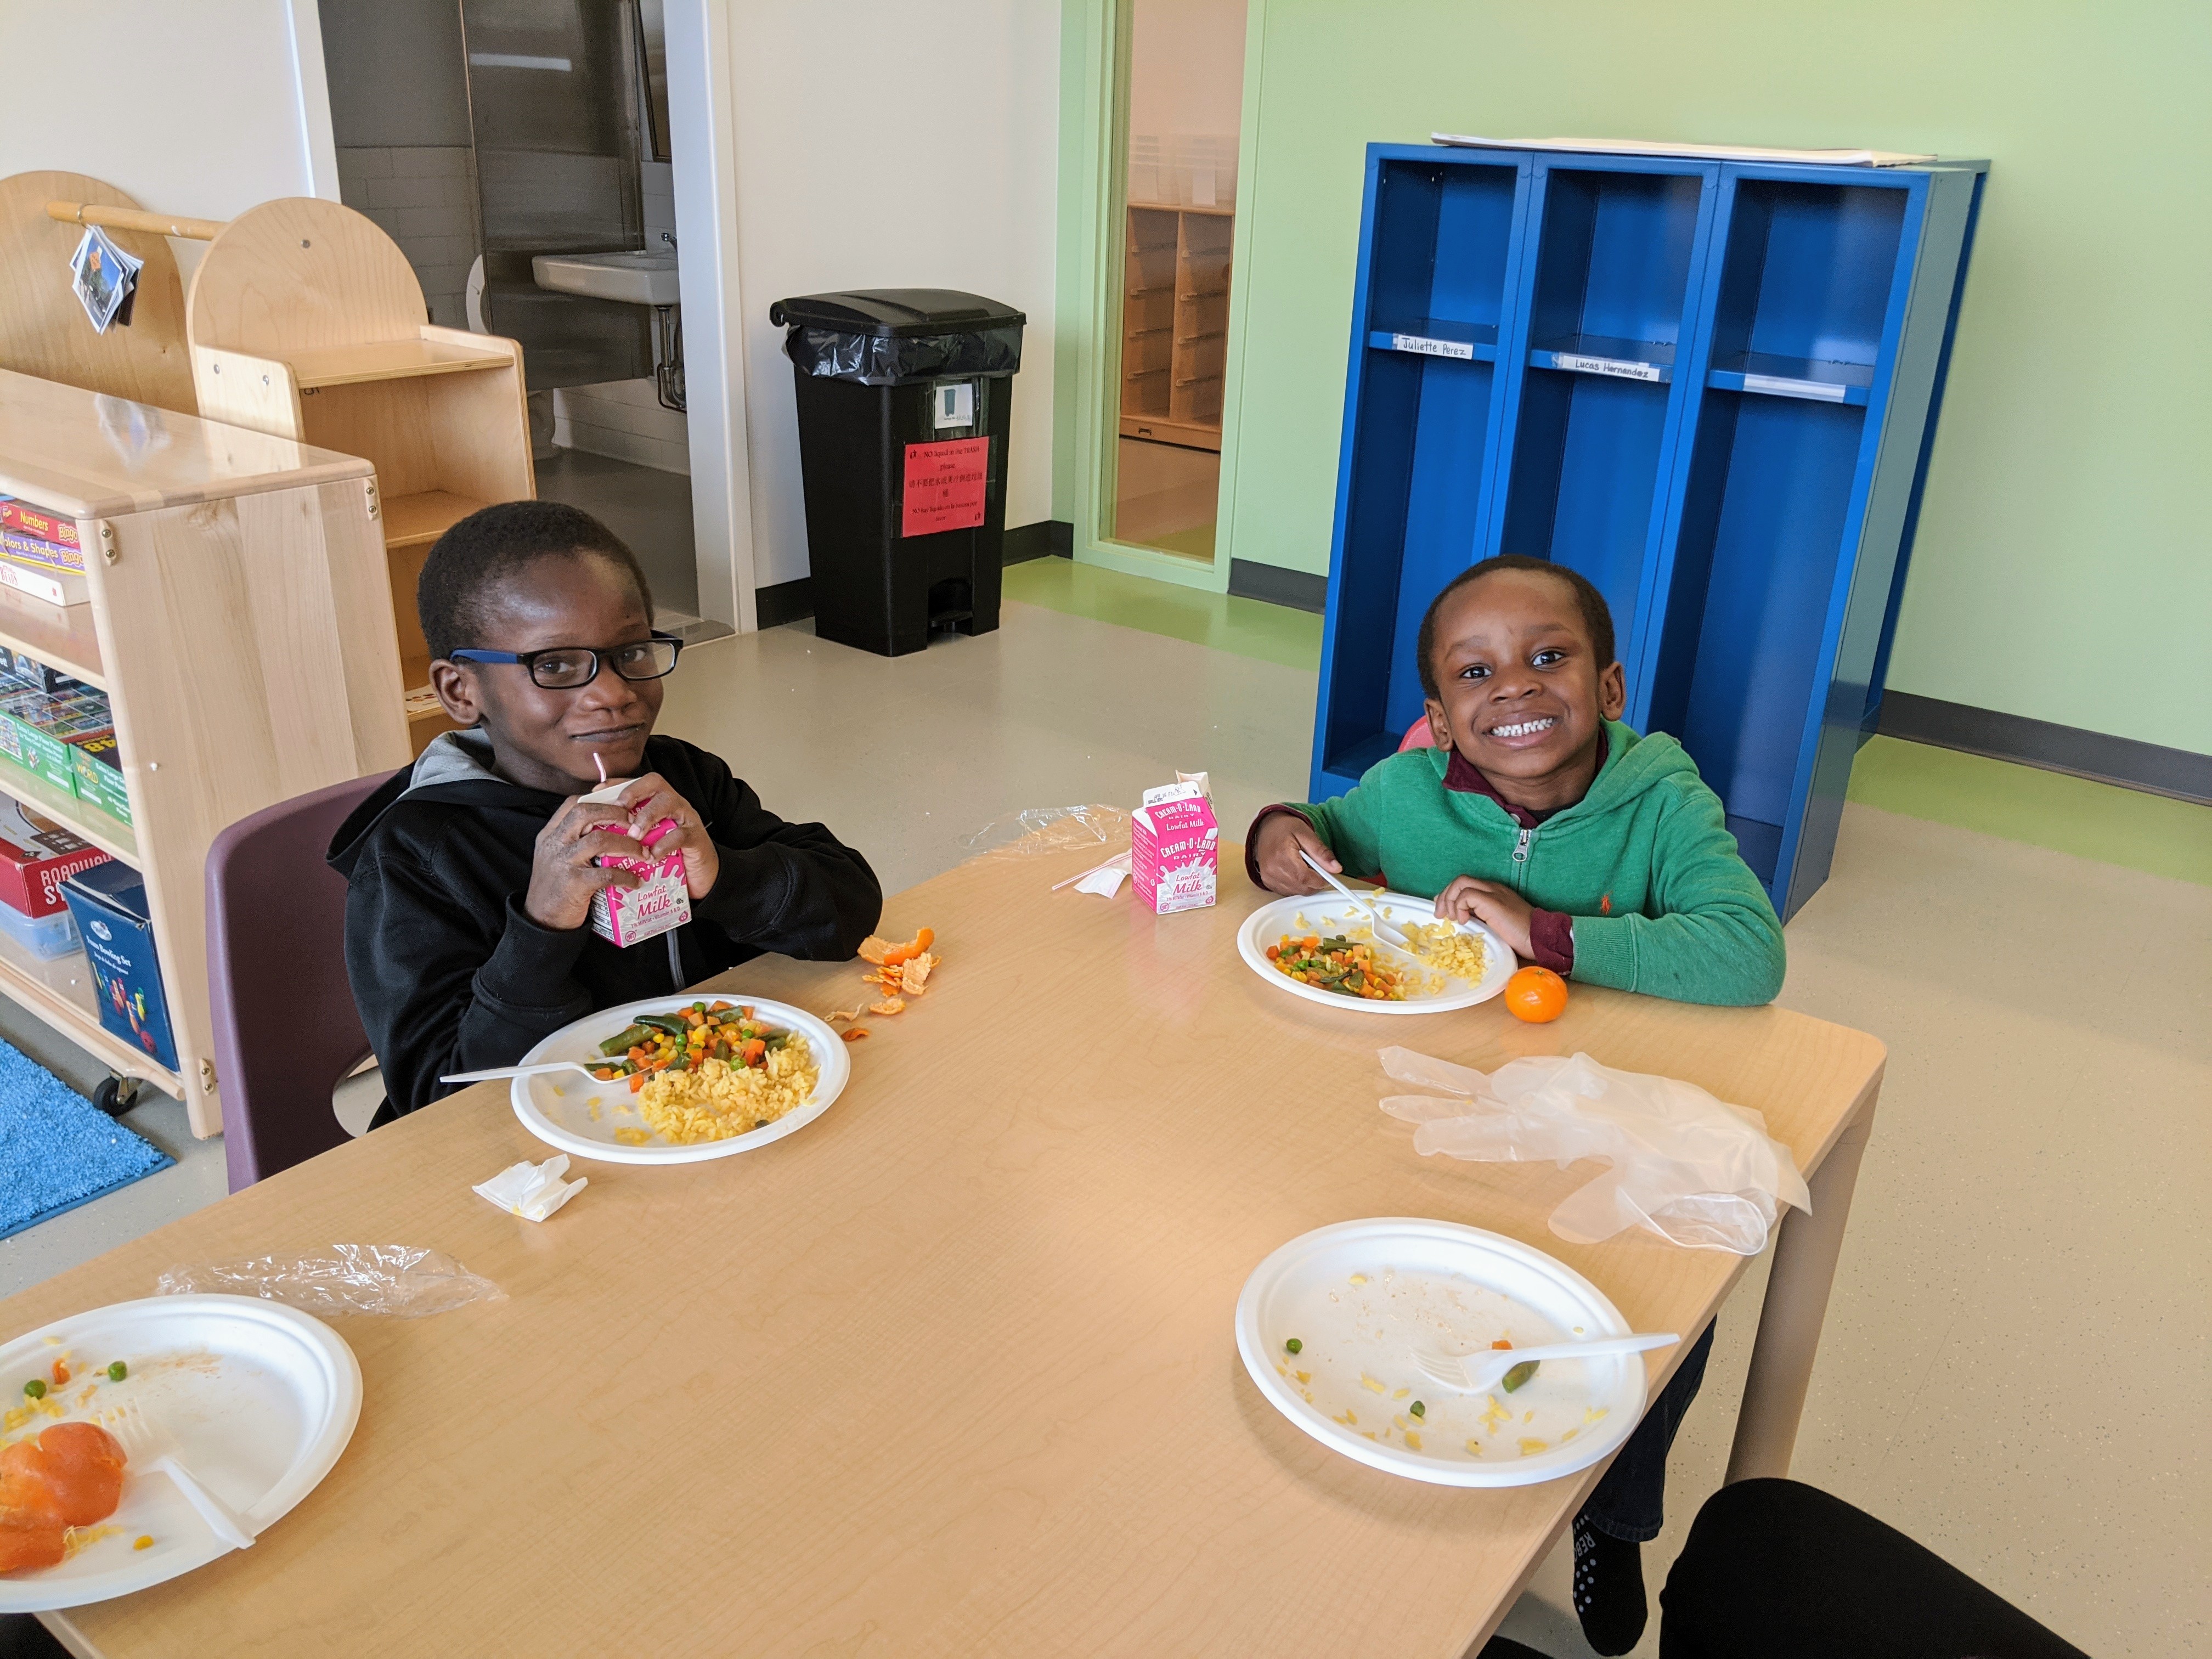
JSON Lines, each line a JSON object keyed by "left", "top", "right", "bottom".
{"left": 61, "top": 859, "right": 178, "bottom": 1070}
{"left": 1313, "top": 142, "right": 1987, "bottom": 919}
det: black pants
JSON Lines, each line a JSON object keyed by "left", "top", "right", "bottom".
{"left": 1483, "top": 1478, "right": 2090, "bottom": 1659}
{"left": 1658, "top": 1479, "right": 2091, "bottom": 1658}
{"left": 1578, "top": 1320, "right": 1715, "bottom": 1543}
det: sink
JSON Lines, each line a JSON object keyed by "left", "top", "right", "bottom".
{"left": 532, "top": 250, "right": 680, "bottom": 307}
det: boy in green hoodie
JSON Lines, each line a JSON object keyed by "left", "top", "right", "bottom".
{"left": 1248, "top": 555, "right": 1784, "bottom": 1007}
{"left": 1248, "top": 556, "right": 1782, "bottom": 1652}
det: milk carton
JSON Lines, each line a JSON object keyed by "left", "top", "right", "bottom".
{"left": 577, "top": 778, "right": 692, "bottom": 947}
{"left": 1131, "top": 780, "right": 1218, "bottom": 913}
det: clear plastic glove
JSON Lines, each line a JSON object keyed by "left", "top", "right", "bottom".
{"left": 156, "top": 1244, "right": 507, "bottom": 1317}
{"left": 1379, "top": 1047, "right": 1812, "bottom": 1255}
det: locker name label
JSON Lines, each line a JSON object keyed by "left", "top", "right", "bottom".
{"left": 1551, "top": 353, "right": 1662, "bottom": 382}
{"left": 1390, "top": 333, "right": 1474, "bottom": 360}
{"left": 1741, "top": 373, "right": 1847, "bottom": 403}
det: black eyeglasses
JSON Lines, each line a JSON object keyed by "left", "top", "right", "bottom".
{"left": 448, "top": 634, "right": 683, "bottom": 690}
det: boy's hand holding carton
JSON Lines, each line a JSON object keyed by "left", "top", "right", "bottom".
{"left": 524, "top": 768, "right": 718, "bottom": 945}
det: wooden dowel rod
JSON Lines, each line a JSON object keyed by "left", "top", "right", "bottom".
{"left": 44, "top": 200, "right": 226, "bottom": 241}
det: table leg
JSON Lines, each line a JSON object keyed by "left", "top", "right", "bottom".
{"left": 1724, "top": 1086, "right": 1880, "bottom": 1485}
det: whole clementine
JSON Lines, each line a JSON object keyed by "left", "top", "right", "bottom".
{"left": 1503, "top": 965, "right": 1568, "bottom": 1023}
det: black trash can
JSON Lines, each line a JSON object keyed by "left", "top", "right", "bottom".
{"left": 770, "top": 289, "right": 1026, "bottom": 657}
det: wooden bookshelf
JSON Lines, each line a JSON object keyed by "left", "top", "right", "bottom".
{"left": 0, "top": 368, "right": 409, "bottom": 1132}
{"left": 1120, "top": 202, "right": 1233, "bottom": 452}
{"left": 187, "top": 198, "right": 535, "bottom": 756}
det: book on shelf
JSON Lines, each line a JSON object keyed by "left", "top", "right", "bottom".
{"left": 0, "top": 558, "right": 89, "bottom": 608}
{"left": 0, "top": 500, "right": 81, "bottom": 554}
{"left": 1, "top": 528, "right": 84, "bottom": 575}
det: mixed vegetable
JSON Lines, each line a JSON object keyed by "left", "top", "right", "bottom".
{"left": 591, "top": 1001, "right": 796, "bottom": 1094}
{"left": 1263, "top": 934, "right": 1412, "bottom": 1001}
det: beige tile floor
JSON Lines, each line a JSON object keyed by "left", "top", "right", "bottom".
{"left": 4, "top": 594, "right": 2206, "bottom": 1654}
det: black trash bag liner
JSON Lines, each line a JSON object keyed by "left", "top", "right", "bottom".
{"left": 781, "top": 323, "right": 1024, "bottom": 386}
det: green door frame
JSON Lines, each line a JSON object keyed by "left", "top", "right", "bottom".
{"left": 1053, "top": 0, "right": 1267, "bottom": 595}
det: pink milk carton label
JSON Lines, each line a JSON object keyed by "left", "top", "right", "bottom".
{"left": 579, "top": 789, "right": 692, "bottom": 947}
{"left": 1131, "top": 781, "right": 1218, "bottom": 914}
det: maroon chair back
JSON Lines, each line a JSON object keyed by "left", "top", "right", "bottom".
{"left": 206, "top": 770, "right": 397, "bottom": 1192}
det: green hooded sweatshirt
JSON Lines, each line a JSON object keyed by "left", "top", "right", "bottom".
{"left": 1283, "top": 721, "right": 1785, "bottom": 1006}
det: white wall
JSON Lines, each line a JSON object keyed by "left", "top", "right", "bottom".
{"left": 725, "top": 2, "right": 1060, "bottom": 590}
{"left": 1129, "top": 0, "right": 1246, "bottom": 144}
{"left": 0, "top": 0, "right": 337, "bottom": 277}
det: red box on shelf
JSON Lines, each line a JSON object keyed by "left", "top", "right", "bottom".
{"left": 0, "top": 792, "right": 110, "bottom": 918}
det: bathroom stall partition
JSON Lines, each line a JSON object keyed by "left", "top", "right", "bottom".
{"left": 1312, "top": 142, "right": 1986, "bottom": 920}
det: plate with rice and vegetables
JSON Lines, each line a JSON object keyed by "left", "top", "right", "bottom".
{"left": 1237, "top": 891, "right": 1516, "bottom": 1014}
{"left": 511, "top": 995, "right": 850, "bottom": 1165}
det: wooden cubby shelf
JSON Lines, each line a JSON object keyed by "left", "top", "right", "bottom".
{"left": 188, "top": 197, "right": 535, "bottom": 757}
{"left": 0, "top": 368, "right": 409, "bottom": 1131}
{"left": 1120, "top": 201, "right": 1234, "bottom": 453}
{"left": 1316, "top": 142, "right": 1988, "bottom": 919}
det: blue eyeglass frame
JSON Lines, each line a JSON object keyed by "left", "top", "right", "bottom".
{"left": 447, "top": 631, "right": 685, "bottom": 687}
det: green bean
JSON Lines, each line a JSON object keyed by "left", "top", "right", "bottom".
{"left": 1502, "top": 1361, "right": 1539, "bottom": 1393}
{"left": 1409, "top": 1400, "right": 1425, "bottom": 1417}
{"left": 599, "top": 1023, "right": 654, "bottom": 1057}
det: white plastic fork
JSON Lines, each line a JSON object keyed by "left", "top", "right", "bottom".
{"left": 107, "top": 1400, "right": 256, "bottom": 1550}
{"left": 1412, "top": 1333, "right": 1681, "bottom": 1395}
{"left": 1297, "top": 849, "right": 1416, "bottom": 951}
{"left": 440, "top": 1059, "right": 608, "bottom": 1086}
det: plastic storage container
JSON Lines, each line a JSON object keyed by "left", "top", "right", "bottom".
{"left": 770, "top": 289, "right": 1025, "bottom": 657}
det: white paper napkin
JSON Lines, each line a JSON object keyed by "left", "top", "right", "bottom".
{"left": 1074, "top": 851, "right": 1132, "bottom": 896}
{"left": 473, "top": 1154, "right": 588, "bottom": 1222}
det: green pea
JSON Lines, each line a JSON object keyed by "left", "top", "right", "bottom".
{"left": 108, "top": 1362, "right": 127, "bottom": 1383}
{"left": 22, "top": 1378, "right": 46, "bottom": 1399}
{"left": 1284, "top": 1338, "right": 1302, "bottom": 1355}
{"left": 1409, "top": 1400, "right": 1425, "bottom": 1418}
{"left": 1502, "top": 1361, "right": 1540, "bottom": 1393}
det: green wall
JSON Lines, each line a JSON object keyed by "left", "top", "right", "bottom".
{"left": 1210, "top": 1, "right": 2210, "bottom": 753}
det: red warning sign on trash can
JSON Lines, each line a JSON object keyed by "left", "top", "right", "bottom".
{"left": 900, "top": 437, "right": 989, "bottom": 537}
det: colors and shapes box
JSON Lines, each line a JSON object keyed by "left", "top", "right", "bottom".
{"left": 69, "top": 735, "right": 130, "bottom": 826}
{"left": 1131, "top": 780, "right": 1218, "bottom": 913}
{"left": 62, "top": 860, "right": 178, "bottom": 1070}
{"left": 0, "top": 792, "right": 109, "bottom": 918}
{"left": 0, "top": 687, "right": 112, "bottom": 794}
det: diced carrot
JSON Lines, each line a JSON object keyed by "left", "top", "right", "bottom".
{"left": 709, "top": 1000, "right": 735, "bottom": 1012}
{"left": 52, "top": 1361, "right": 69, "bottom": 1387}
{"left": 629, "top": 1071, "right": 648, "bottom": 1093}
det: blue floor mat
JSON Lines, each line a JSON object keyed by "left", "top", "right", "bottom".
{"left": 0, "top": 1039, "right": 172, "bottom": 1241}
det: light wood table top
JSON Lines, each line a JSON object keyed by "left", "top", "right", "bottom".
{"left": 13, "top": 849, "right": 1884, "bottom": 1658}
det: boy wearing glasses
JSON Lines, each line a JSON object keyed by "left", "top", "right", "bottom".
{"left": 329, "top": 501, "right": 882, "bottom": 1124}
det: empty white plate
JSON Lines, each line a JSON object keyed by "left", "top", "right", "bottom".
{"left": 1235, "top": 1218, "right": 1647, "bottom": 1487}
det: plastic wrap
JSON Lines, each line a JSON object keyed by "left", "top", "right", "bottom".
{"left": 1378, "top": 1048, "right": 1812, "bottom": 1255}
{"left": 781, "top": 323, "right": 1024, "bottom": 386}
{"left": 155, "top": 1244, "right": 507, "bottom": 1318}
{"left": 962, "top": 804, "right": 1132, "bottom": 859}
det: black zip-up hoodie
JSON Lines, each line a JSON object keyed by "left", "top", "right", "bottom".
{"left": 327, "top": 730, "right": 881, "bottom": 1122}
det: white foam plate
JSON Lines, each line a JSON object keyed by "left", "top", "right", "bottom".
{"left": 1238, "top": 891, "right": 1516, "bottom": 1014}
{"left": 511, "top": 994, "right": 850, "bottom": 1165}
{"left": 0, "top": 1295, "right": 360, "bottom": 1611}
{"left": 1235, "top": 1219, "right": 1647, "bottom": 1487}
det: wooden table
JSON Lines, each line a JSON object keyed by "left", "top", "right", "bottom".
{"left": 10, "top": 849, "right": 1883, "bottom": 1657}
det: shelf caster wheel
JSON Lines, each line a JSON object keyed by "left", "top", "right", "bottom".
{"left": 94, "top": 1075, "right": 143, "bottom": 1118}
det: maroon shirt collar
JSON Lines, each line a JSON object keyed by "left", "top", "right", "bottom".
{"left": 1440, "top": 728, "right": 1608, "bottom": 828}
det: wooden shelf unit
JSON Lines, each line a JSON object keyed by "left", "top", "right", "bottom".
{"left": 1120, "top": 202, "right": 1233, "bottom": 453}
{"left": 185, "top": 198, "right": 535, "bottom": 757}
{"left": 0, "top": 368, "right": 409, "bottom": 1133}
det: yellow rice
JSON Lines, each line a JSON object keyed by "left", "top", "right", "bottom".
{"left": 1397, "top": 919, "right": 1489, "bottom": 986}
{"left": 634, "top": 1040, "right": 819, "bottom": 1144}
